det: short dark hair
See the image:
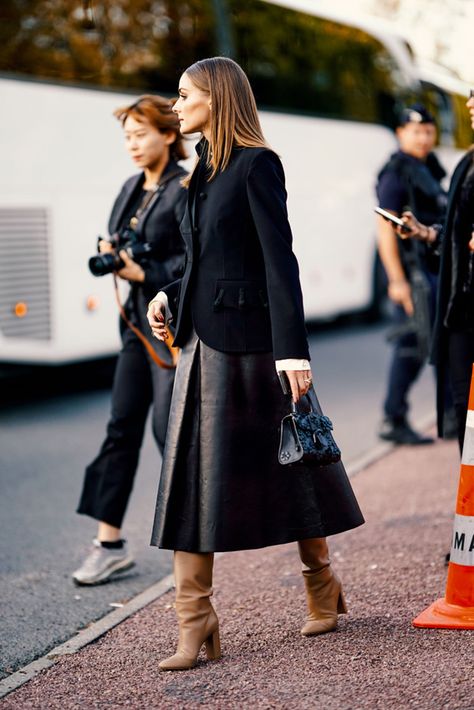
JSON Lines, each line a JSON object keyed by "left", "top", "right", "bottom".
{"left": 114, "top": 94, "right": 187, "bottom": 161}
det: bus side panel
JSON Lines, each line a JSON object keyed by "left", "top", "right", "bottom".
{"left": 0, "top": 80, "right": 136, "bottom": 363}
{"left": 261, "top": 111, "right": 397, "bottom": 319}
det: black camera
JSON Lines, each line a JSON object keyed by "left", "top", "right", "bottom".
{"left": 88, "top": 228, "right": 153, "bottom": 277}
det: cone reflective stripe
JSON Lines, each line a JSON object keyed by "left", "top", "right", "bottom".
{"left": 413, "top": 364, "right": 474, "bottom": 629}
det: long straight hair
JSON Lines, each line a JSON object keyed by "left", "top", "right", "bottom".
{"left": 182, "top": 57, "right": 268, "bottom": 186}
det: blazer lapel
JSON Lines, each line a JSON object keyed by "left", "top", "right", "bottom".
{"left": 108, "top": 173, "right": 144, "bottom": 235}
{"left": 180, "top": 205, "right": 194, "bottom": 251}
{"left": 179, "top": 164, "right": 202, "bottom": 252}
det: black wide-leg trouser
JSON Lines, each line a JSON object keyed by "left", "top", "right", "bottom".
{"left": 77, "top": 326, "right": 175, "bottom": 528}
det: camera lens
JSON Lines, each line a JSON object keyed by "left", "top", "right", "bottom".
{"left": 88, "top": 253, "right": 119, "bottom": 277}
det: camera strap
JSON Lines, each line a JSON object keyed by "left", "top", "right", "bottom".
{"left": 128, "top": 168, "right": 184, "bottom": 231}
{"left": 113, "top": 274, "right": 179, "bottom": 370}
{"left": 128, "top": 184, "right": 165, "bottom": 230}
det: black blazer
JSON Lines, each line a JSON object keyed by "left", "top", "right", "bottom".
{"left": 164, "top": 142, "right": 309, "bottom": 361}
{"left": 109, "top": 160, "right": 187, "bottom": 305}
{"left": 431, "top": 148, "right": 474, "bottom": 433}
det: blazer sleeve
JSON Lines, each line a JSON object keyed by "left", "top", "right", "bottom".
{"left": 247, "top": 150, "right": 310, "bottom": 361}
{"left": 142, "top": 253, "right": 184, "bottom": 294}
{"left": 160, "top": 278, "right": 182, "bottom": 321}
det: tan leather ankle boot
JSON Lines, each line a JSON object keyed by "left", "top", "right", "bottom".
{"left": 298, "top": 538, "right": 347, "bottom": 636}
{"left": 159, "top": 551, "right": 221, "bottom": 671}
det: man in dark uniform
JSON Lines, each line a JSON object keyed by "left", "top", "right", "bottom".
{"left": 375, "top": 104, "right": 448, "bottom": 444}
{"left": 396, "top": 92, "right": 474, "bottom": 453}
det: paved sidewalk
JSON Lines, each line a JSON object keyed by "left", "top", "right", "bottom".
{"left": 2, "top": 436, "right": 473, "bottom": 710}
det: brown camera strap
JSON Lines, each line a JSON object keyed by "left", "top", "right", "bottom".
{"left": 109, "top": 168, "right": 185, "bottom": 370}
{"left": 113, "top": 275, "right": 179, "bottom": 370}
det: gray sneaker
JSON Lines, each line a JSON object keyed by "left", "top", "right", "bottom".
{"left": 72, "top": 539, "right": 135, "bottom": 586}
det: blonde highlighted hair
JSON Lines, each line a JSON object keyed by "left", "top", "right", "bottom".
{"left": 182, "top": 57, "right": 268, "bottom": 186}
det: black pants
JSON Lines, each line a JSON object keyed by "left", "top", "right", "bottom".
{"left": 383, "top": 272, "right": 438, "bottom": 422}
{"left": 384, "top": 302, "right": 425, "bottom": 421}
{"left": 77, "top": 326, "right": 175, "bottom": 528}
{"left": 448, "top": 330, "right": 474, "bottom": 453}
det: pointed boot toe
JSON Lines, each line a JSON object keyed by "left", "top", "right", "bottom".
{"left": 159, "top": 653, "right": 198, "bottom": 671}
{"left": 159, "top": 628, "right": 220, "bottom": 671}
{"left": 300, "top": 617, "right": 338, "bottom": 636}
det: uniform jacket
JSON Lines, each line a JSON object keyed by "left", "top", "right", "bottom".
{"left": 430, "top": 148, "right": 474, "bottom": 433}
{"left": 376, "top": 150, "right": 447, "bottom": 274}
{"left": 164, "top": 142, "right": 310, "bottom": 361}
{"left": 108, "top": 160, "right": 187, "bottom": 306}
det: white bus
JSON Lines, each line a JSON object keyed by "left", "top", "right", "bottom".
{"left": 0, "top": 0, "right": 471, "bottom": 363}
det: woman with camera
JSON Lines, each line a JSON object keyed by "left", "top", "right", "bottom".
{"left": 73, "top": 95, "right": 187, "bottom": 586}
{"left": 147, "top": 57, "right": 364, "bottom": 671}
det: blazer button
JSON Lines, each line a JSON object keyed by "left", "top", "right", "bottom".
{"left": 199, "top": 192, "right": 207, "bottom": 200}
{"left": 193, "top": 226, "right": 200, "bottom": 235}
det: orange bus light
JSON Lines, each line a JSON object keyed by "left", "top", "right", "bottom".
{"left": 86, "top": 295, "right": 100, "bottom": 311}
{"left": 13, "top": 302, "right": 28, "bottom": 318}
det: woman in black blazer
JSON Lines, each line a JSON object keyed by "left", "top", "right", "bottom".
{"left": 147, "top": 59, "right": 364, "bottom": 671}
{"left": 73, "top": 96, "right": 187, "bottom": 586}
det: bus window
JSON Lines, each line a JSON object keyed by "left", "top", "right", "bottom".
{"left": 421, "top": 81, "right": 472, "bottom": 150}
{"left": 228, "top": 0, "right": 408, "bottom": 127}
{"left": 0, "top": 0, "right": 408, "bottom": 128}
{"left": 451, "top": 93, "right": 473, "bottom": 149}
{"left": 421, "top": 82, "right": 455, "bottom": 146}
{"left": 0, "top": 0, "right": 218, "bottom": 92}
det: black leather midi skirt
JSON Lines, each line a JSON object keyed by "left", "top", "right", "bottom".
{"left": 150, "top": 332, "right": 364, "bottom": 552}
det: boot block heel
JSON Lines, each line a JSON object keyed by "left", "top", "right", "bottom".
{"left": 337, "top": 590, "right": 348, "bottom": 614}
{"left": 205, "top": 629, "right": 221, "bottom": 660}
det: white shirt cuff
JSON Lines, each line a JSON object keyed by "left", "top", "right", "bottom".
{"left": 275, "top": 358, "right": 311, "bottom": 371}
{"left": 151, "top": 291, "right": 173, "bottom": 323}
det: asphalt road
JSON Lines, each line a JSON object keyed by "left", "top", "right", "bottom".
{"left": 0, "top": 321, "right": 436, "bottom": 679}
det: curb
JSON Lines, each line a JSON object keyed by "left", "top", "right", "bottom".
{"left": 0, "top": 574, "right": 175, "bottom": 699}
{"left": 347, "top": 412, "right": 435, "bottom": 477}
{"left": 0, "top": 417, "right": 435, "bottom": 700}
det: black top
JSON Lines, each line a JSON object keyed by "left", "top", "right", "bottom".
{"left": 164, "top": 141, "right": 310, "bottom": 360}
{"left": 115, "top": 187, "right": 147, "bottom": 234}
{"left": 107, "top": 160, "right": 187, "bottom": 326}
{"left": 377, "top": 150, "right": 446, "bottom": 221}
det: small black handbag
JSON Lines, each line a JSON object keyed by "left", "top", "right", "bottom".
{"left": 278, "top": 385, "right": 341, "bottom": 467}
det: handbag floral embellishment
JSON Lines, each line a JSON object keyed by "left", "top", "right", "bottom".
{"left": 278, "top": 388, "right": 341, "bottom": 467}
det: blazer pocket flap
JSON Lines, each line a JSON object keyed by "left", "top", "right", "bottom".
{"left": 213, "top": 279, "right": 268, "bottom": 311}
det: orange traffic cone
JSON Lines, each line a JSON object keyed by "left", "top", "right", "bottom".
{"left": 413, "top": 365, "right": 474, "bottom": 629}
